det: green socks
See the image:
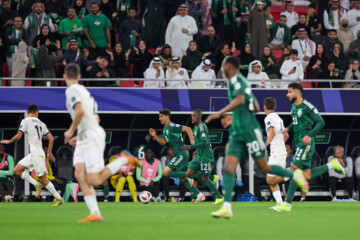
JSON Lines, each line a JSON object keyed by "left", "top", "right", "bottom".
{"left": 203, "top": 180, "right": 223, "bottom": 199}
{"left": 182, "top": 179, "right": 200, "bottom": 196}
{"left": 103, "top": 184, "right": 109, "bottom": 201}
{"left": 285, "top": 180, "right": 298, "bottom": 204}
{"left": 271, "top": 165, "right": 294, "bottom": 178}
{"left": 191, "top": 172, "right": 203, "bottom": 184}
{"left": 223, "top": 173, "right": 235, "bottom": 202}
{"left": 168, "top": 171, "right": 187, "bottom": 178}
{"left": 311, "top": 165, "right": 329, "bottom": 179}
{"left": 63, "top": 182, "right": 73, "bottom": 202}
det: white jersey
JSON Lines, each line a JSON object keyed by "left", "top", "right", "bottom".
{"left": 65, "top": 83, "right": 100, "bottom": 142}
{"left": 18, "top": 117, "right": 49, "bottom": 156}
{"left": 264, "top": 112, "right": 286, "bottom": 156}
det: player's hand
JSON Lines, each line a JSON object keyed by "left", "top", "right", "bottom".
{"left": 219, "top": 180, "right": 224, "bottom": 187}
{"left": 149, "top": 180, "right": 154, "bottom": 187}
{"left": 221, "top": 115, "right": 233, "bottom": 128}
{"left": 54, "top": 178, "right": 64, "bottom": 184}
{"left": 236, "top": 180, "right": 244, "bottom": 187}
{"left": 182, "top": 145, "right": 191, "bottom": 151}
{"left": 64, "top": 129, "right": 75, "bottom": 144}
{"left": 0, "top": 140, "right": 10, "bottom": 144}
{"left": 205, "top": 112, "right": 222, "bottom": 124}
{"left": 149, "top": 128, "right": 157, "bottom": 137}
{"left": 302, "top": 135, "right": 312, "bottom": 145}
{"left": 69, "top": 136, "right": 77, "bottom": 147}
{"left": 46, "top": 152, "right": 56, "bottom": 163}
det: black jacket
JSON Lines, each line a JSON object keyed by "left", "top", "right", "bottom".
{"left": 198, "top": 35, "right": 222, "bottom": 59}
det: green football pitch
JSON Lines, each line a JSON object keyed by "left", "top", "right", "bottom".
{"left": 1, "top": 202, "right": 359, "bottom": 240}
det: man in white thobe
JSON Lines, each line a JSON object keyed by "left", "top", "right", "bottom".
{"left": 323, "top": 0, "right": 348, "bottom": 31}
{"left": 348, "top": 0, "right": 360, "bottom": 36}
{"left": 143, "top": 56, "right": 165, "bottom": 88}
{"left": 191, "top": 59, "right": 216, "bottom": 88}
{"left": 291, "top": 28, "right": 316, "bottom": 69}
{"left": 280, "top": 49, "right": 304, "bottom": 89}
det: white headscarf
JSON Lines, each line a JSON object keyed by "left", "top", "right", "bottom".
{"left": 248, "top": 60, "right": 263, "bottom": 73}
{"left": 191, "top": 59, "right": 216, "bottom": 88}
{"left": 143, "top": 56, "right": 165, "bottom": 88}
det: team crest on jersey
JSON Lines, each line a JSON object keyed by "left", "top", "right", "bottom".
{"left": 71, "top": 97, "right": 76, "bottom": 102}
{"left": 297, "top": 109, "right": 303, "bottom": 117}
{"left": 267, "top": 121, "right": 271, "bottom": 126}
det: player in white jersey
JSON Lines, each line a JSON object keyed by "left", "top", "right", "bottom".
{"left": 263, "top": 97, "right": 289, "bottom": 209}
{"left": 0, "top": 104, "right": 64, "bottom": 206}
{"left": 63, "top": 63, "right": 141, "bottom": 223}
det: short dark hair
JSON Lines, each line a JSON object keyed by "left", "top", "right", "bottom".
{"left": 290, "top": 49, "right": 298, "bottom": 55}
{"left": 280, "top": 15, "right": 287, "bottom": 19}
{"left": 288, "top": 82, "right": 303, "bottom": 93}
{"left": 145, "top": 147, "right": 152, "bottom": 152}
{"left": 65, "top": 63, "right": 80, "bottom": 80}
{"left": 328, "top": 29, "right": 337, "bottom": 35}
{"left": 2, "top": 0, "right": 10, "bottom": 3}
{"left": 264, "top": 97, "right": 276, "bottom": 110}
{"left": 193, "top": 109, "right": 202, "bottom": 115}
{"left": 128, "top": 6, "right": 136, "bottom": 12}
{"left": 91, "top": 2, "right": 99, "bottom": 6}
{"left": 28, "top": 104, "right": 39, "bottom": 113}
{"left": 68, "top": 7, "right": 76, "bottom": 11}
{"left": 159, "top": 108, "right": 171, "bottom": 117}
{"left": 224, "top": 56, "right": 240, "bottom": 69}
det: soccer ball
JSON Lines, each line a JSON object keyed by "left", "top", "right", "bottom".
{"left": 139, "top": 191, "right": 152, "bottom": 204}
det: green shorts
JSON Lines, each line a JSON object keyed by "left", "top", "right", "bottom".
{"left": 292, "top": 143, "right": 315, "bottom": 170}
{"left": 188, "top": 156, "right": 214, "bottom": 175}
{"left": 168, "top": 151, "right": 189, "bottom": 171}
{"left": 0, "top": 177, "right": 13, "bottom": 188}
{"left": 225, "top": 129, "right": 266, "bottom": 161}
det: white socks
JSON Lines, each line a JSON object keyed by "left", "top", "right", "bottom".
{"left": 272, "top": 190, "right": 283, "bottom": 205}
{"left": 223, "top": 201, "right": 232, "bottom": 210}
{"left": 45, "top": 181, "right": 62, "bottom": 200}
{"left": 84, "top": 195, "right": 101, "bottom": 217}
{"left": 327, "top": 162, "right": 335, "bottom": 170}
{"left": 106, "top": 156, "right": 128, "bottom": 175}
{"left": 21, "top": 171, "right": 39, "bottom": 187}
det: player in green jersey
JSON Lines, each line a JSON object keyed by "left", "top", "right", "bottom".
{"left": 205, "top": 57, "right": 309, "bottom": 219}
{"left": 149, "top": 109, "right": 204, "bottom": 202}
{"left": 273, "top": 82, "right": 345, "bottom": 212}
{"left": 183, "top": 109, "right": 224, "bottom": 204}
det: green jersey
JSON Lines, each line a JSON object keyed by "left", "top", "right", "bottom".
{"left": 58, "top": 18, "right": 84, "bottom": 50}
{"left": 133, "top": 144, "right": 147, "bottom": 160}
{"left": 162, "top": 122, "right": 185, "bottom": 156}
{"left": 289, "top": 99, "right": 325, "bottom": 147}
{"left": 228, "top": 73, "right": 260, "bottom": 136}
{"left": 83, "top": 13, "right": 110, "bottom": 48}
{"left": 190, "top": 122, "right": 214, "bottom": 162}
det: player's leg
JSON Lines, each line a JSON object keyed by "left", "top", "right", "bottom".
{"left": 199, "top": 161, "right": 223, "bottom": 203}
{"left": 14, "top": 155, "right": 40, "bottom": 188}
{"left": 126, "top": 176, "right": 138, "bottom": 202}
{"left": 266, "top": 176, "right": 284, "bottom": 206}
{"left": 37, "top": 174, "right": 62, "bottom": 201}
{"left": 186, "top": 157, "right": 203, "bottom": 185}
{"left": 103, "top": 180, "right": 109, "bottom": 202}
{"left": 115, "top": 177, "right": 126, "bottom": 202}
{"left": 0, "top": 181, "right": 6, "bottom": 197}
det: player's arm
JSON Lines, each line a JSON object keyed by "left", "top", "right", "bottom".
{"left": 182, "top": 126, "right": 195, "bottom": 145}
{"left": 45, "top": 132, "right": 56, "bottom": 162}
{"left": 0, "top": 131, "right": 23, "bottom": 144}
{"left": 149, "top": 128, "right": 166, "bottom": 146}
{"left": 205, "top": 94, "right": 245, "bottom": 123}
{"left": 152, "top": 164, "right": 163, "bottom": 182}
{"left": 0, "top": 155, "right": 14, "bottom": 176}
{"left": 283, "top": 130, "right": 289, "bottom": 143}
{"left": 307, "top": 109, "right": 325, "bottom": 138}
{"left": 265, "top": 127, "right": 275, "bottom": 147}
{"left": 64, "top": 103, "right": 84, "bottom": 144}
{"left": 136, "top": 162, "right": 150, "bottom": 184}
{"left": 253, "top": 100, "right": 260, "bottom": 114}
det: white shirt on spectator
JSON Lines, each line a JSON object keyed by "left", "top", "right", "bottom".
{"left": 280, "top": 59, "right": 304, "bottom": 89}
{"left": 165, "top": 15, "right": 198, "bottom": 57}
{"left": 271, "top": 27, "right": 285, "bottom": 46}
{"left": 165, "top": 67, "right": 189, "bottom": 88}
{"left": 328, "top": 155, "right": 353, "bottom": 179}
{"left": 143, "top": 62, "right": 165, "bottom": 88}
{"left": 216, "top": 156, "right": 242, "bottom": 181}
{"left": 348, "top": 8, "right": 360, "bottom": 36}
{"left": 323, "top": 8, "right": 348, "bottom": 30}
{"left": 247, "top": 71, "right": 270, "bottom": 88}
{"left": 280, "top": 11, "right": 299, "bottom": 28}
{"left": 291, "top": 38, "right": 316, "bottom": 69}
{"left": 191, "top": 63, "right": 216, "bottom": 88}
{"left": 24, "top": 12, "right": 56, "bottom": 33}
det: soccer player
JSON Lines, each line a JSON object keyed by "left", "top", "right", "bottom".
{"left": 274, "top": 82, "right": 345, "bottom": 212}
{"left": 183, "top": 109, "right": 224, "bottom": 204}
{"left": 263, "top": 97, "right": 289, "bottom": 209}
{"left": 63, "top": 63, "right": 141, "bottom": 222}
{"left": 149, "top": 109, "right": 204, "bottom": 202}
{"left": 205, "top": 57, "right": 309, "bottom": 219}
{"left": 0, "top": 104, "right": 64, "bottom": 206}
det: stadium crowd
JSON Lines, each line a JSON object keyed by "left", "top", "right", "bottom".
{"left": 0, "top": 0, "right": 360, "bottom": 88}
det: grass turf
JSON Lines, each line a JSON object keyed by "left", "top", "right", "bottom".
{"left": 0, "top": 202, "right": 359, "bottom": 240}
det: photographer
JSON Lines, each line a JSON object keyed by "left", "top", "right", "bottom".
{"left": 89, "top": 56, "right": 115, "bottom": 87}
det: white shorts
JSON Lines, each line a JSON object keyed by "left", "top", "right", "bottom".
{"left": 267, "top": 154, "right": 286, "bottom": 177}
{"left": 18, "top": 154, "right": 48, "bottom": 177}
{"left": 73, "top": 127, "right": 106, "bottom": 173}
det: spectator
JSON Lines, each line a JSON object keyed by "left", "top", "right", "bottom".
{"left": 238, "top": 43, "right": 256, "bottom": 77}
{"left": 110, "top": 160, "right": 138, "bottom": 202}
{"left": 159, "top": 44, "right": 173, "bottom": 73}
{"left": 291, "top": 28, "right": 316, "bottom": 69}
{"left": 323, "top": 29, "right": 344, "bottom": 57}
{"left": 186, "top": 0, "right": 205, "bottom": 38}
{"left": 32, "top": 24, "right": 59, "bottom": 54}
{"left": 268, "top": 15, "right": 291, "bottom": 50}
{"left": 81, "top": 47, "right": 96, "bottom": 78}
{"left": 306, "top": 4, "right": 322, "bottom": 36}
{"left": 260, "top": 45, "right": 279, "bottom": 79}
{"left": 307, "top": 43, "right": 329, "bottom": 81}
{"left": 349, "top": 30, "right": 360, "bottom": 63}
{"left": 133, "top": 40, "right": 153, "bottom": 79}
{"left": 5, "top": 16, "right": 27, "bottom": 77}
{"left": 0, "top": 144, "right": 14, "bottom": 202}
{"left": 278, "top": 46, "right": 291, "bottom": 70}
{"left": 291, "top": 14, "right": 312, "bottom": 39}
{"left": 11, "top": 41, "right": 29, "bottom": 87}
{"left": 217, "top": 0, "right": 241, "bottom": 45}
{"left": 348, "top": 0, "right": 360, "bottom": 36}
{"left": 24, "top": 1, "right": 56, "bottom": 48}
{"left": 165, "top": 4, "right": 198, "bottom": 57}
{"left": 248, "top": 1, "right": 268, "bottom": 59}
{"left": 0, "top": 0, "right": 19, "bottom": 32}
{"left": 62, "top": 39, "right": 97, "bottom": 70}
{"left": 344, "top": 59, "right": 360, "bottom": 88}
{"left": 191, "top": 59, "right": 216, "bottom": 88}
{"left": 89, "top": 56, "right": 116, "bottom": 87}
{"left": 355, "top": 153, "right": 360, "bottom": 197}
{"left": 318, "top": 61, "right": 344, "bottom": 88}
{"left": 181, "top": 41, "right": 204, "bottom": 77}
{"left": 338, "top": 18, "right": 356, "bottom": 51}
{"left": 143, "top": 56, "right": 165, "bottom": 88}
{"left": 45, "top": 0, "right": 68, "bottom": 26}
{"left": 58, "top": 7, "right": 84, "bottom": 51}
{"left": 324, "top": 0, "right": 348, "bottom": 31}
{"left": 165, "top": 56, "right": 189, "bottom": 88}
{"left": 99, "top": 0, "right": 118, "bottom": 47}
{"left": 113, "top": 0, "right": 136, "bottom": 25}
{"left": 280, "top": 49, "right": 304, "bottom": 88}
{"left": 83, "top": 2, "right": 111, "bottom": 57}
{"left": 247, "top": 60, "right": 270, "bottom": 88}
{"left": 107, "top": 42, "right": 131, "bottom": 78}
{"left": 74, "top": 0, "right": 87, "bottom": 20}
{"left": 281, "top": 0, "right": 299, "bottom": 28}
{"left": 35, "top": 45, "right": 62, "bottom": 86}
{"left": 198, "top": 26, "right": 222, "bottom": 62}
{"left": 136, "top": 147, "right": 163, "bottom": 202}
{"left": 118, "top": 7, "right": 143, "bottom": 50}
{"left": 328, "top": 146, "right": 355, "bottom": 201}
{"left": 215, "top": 43, "right": 234, "bottom": 74}
{"left": 85, "top": 0, "right": 101, "bottom": 13}
{"left": 237, "top": 12, "right": 250, "bottom": 51}
{"left": 331, "top": 42, "right": 349, "bottom": 73}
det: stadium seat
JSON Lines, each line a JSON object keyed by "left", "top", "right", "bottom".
{"left": 350, "top": 146, "right": 360, "bottom": 159}
{"left": 56, "top": 146, "right": 74, "bottom": 181}
{"left": 213, "top": 146, "right": 225, "bottom": 160}
{"left": 294, "top": 5, "right": 308, "bottom": 15}
{"left": 107, "top": 146, "right": 122, "bottom": 160}
{"left": 272, "top": 50, "right": 282, "bottom": 63}
{"left": 130, "top": 63, "right": 134, "bottom": 78}
{"left": 324, "top": 146, "right": 335, "bottom": 160}
{"left": 119, "top": 80, "right": 135, "bottom": 87}
{"left": 270, "top": 5, "right": 283, "bottom": 22}
{"left": 148, "top": 49, "right": 157, "bottom": 55}
{"left": 233, "top": 50, "right": 241, "bottom": 56}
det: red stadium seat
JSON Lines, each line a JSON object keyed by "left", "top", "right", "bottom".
{"left": 233, "top": 50, "right": 241, "bottom": 56}
{"left": 345, "top": 50, "right": 349, "bottom": 55}
{"left": 130, "top": 64, "right": 134, "bottom": 78}
{"left": 148, "top": 49, "right": 156, "bottom": 55}
{"left": 270, "top": 5, "right": 283, "bottom": 22}
{"left": 272, "top": 50, "right": 283, "bottom": 63}
{"left": 119, "top": 80, "right": 135, "bottom": 87}
{"left": 294, "top": 5, "right": 308, "bottom": 16}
